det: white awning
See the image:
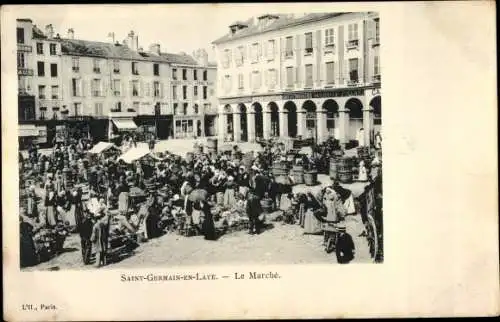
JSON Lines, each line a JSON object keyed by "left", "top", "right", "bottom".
{"left": 118, "top": 147, "right": 151, "bottom": 164}
{"left": 88, "top": 142, "right": 118, "bottom": 154}
{"left": 112, "top": 119, "right": 137, "bottom": 130}
{"left": 18, "top": 124, "right": 39, "bottom": 137}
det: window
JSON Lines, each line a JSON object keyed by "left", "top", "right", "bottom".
{"left": 94, "top": 103, "right": 103, "bottom": 116}
{"left": 203, "top": 86, "right": 207, "bottom": 99}
{"left": 38, "top": 85, "right": 46, "bottom": 99}
{"left": 132, "top": 62, "right": 139, "bottom": 75}
{"left": 252, "top": 71, "right": 261, "bottom": 90}
{"left": 17, "top": 28, "right": 24, "bottom": 44}
{"left": 268, "top": 69, "right": 277, "bottom": 89}
{"left": 92, "top": 59, "right": 101, "bottom": 73}
{"left": 236, "top": 46, "right": 244, "bottom": 66}
{"left": 348, "top": 58, "right": 359, "bottom": 82}
{"left": 223, "top": 49, "right": 231, "bottom": 68}
{"left": 347, "top": 23, "right": 359, "bottom": 47}
{"left": 153, "top": 81, "right": 160, "bottom": 97}
{"left": 17, "top": 53, "right": 25, "bottom": 68}
{"left": 305, "top": 32, "right": 313, "bottom": 54}
{"left": 37, "top": 62, "right": 45, "bottom": 76}
{"left": 113, "top": 79, "right": 121, "bottom": 96}
{"left": 305, "top": 64, "right": 313, "bottom": 87}
{"left": 251, "top": 43, "right": 259, "bottom": 63}
{"left": 325, "top": 28, "right": 334, "bottom": 46}
{"left": 173, "top": 103, "right": 178, "bottom": 114}
{"left": 326, "top": 62, "right": 335, "bottom": 84}
{"left": 72, "top": 57, "right": 79, "bottom": 72}
{"left": 153, "top": 63, "right": 160, "bottom": 76}
{"left": 267, "top": 40, "right": 275, "bottom": 60}
{"left": 348, "top": 23, "right": 358, "bottom": 41}
{"left": 51, "top": 85, "right": 59, "bottom": 99}
{"left": 373, "top": 56, "right": 380, "bottom": 76}
{"left": 172, "top": 68, "right": 177, "bottom": 80}
{"left": 92, "top": 79, "right": 102, "bottom": 96}
{"left": 40, "top": 110, "right": 46, "bottom": 120}
{"left": 114, "top": 102, "right": 122, "bottom": 112}
{"left": 133, "top": 102, "right": 140, "bottom": 112}
{"left": 182, "top": 85, "right": 187, "bottom": 99}
{"left": 224, "top": 75, "right": 232, "bottom": 93}
{"left": 50, "top": 63, "right": 58, "bottom": 77}
{"left": 182, "top": 69, "right": 187, "bottom": 80}
{"left": 71, "top": 78, "right": 81, "bottom": 96}
{"left": 49, "top": 43, "right": 57, "bottom": 55}
{"left": 193, "top": 86, "right": 198, "bottom": 97}
{"left": 374, "top": 19, "right": 380, "bottom": 43}
{"left": 36, "top": 43, "right": 44, "bottom": 54}
{"left": 183, "top": 103, "right": 188, "bottom": 115}
{"left": 285, "top": 36, "right": 294, "bottom": 57}
{"left": 172, "top": 85, "right": 177, "bottom": 100}
{"left": 132, "top": 80, "right": 139, "bottom": 96}
{"left": 72, "top": 103, "right": 81, "bottom": 116}
{"left": 113, "top": 60, "right": 120, "bottom": 73}
{"left": 193, "top": 104, "right": 199, "bottom": 114}
{"left": 203, "top": 70, "right": 207, "bottom": 81}
{"left": 238, "top": 73, "right": 244, "bottom": 89}
{"left": 193, "top": 69, "right": 197, "bottom": 80}
{"left": 286, "top": 67, "right": 294, "bottom": 87}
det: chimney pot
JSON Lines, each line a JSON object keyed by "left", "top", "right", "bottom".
{"left": 45, "top": 24, "right": 54, "bottom": 38}
{"left": 67, "top": 28, "right": 74, "bottom": 39}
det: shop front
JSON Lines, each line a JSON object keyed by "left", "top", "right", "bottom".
{"left": 174, "top": 116, "right": 203, "bottom": 139}
{"left": 18, "top": 124, "right": 40, "bottom": 150}
{"left": 108, "top": 112, "right": 139, "bottom": 144}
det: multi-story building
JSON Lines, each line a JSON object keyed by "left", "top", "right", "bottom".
{"left": 17, "top": 19, "right": 218, "bottom": 147}
{"left": 212, "top": 12, "right": 381, "bottom": 145}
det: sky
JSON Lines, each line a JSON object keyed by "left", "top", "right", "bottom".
{"left": 12, "top": 4, "right": 293, "bottom": 62}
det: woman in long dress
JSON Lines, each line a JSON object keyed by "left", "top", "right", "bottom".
{"left": 44, "top": 190, "right": 58, "bottom": 227}
{"left": 303, "top": 192, "right": 323, "bottom": 234}
{"left": 117, "top": 176, "right": 130, "bottom": 215}
{"left": 223, "top": 176, "right": 237, "bottom": 208}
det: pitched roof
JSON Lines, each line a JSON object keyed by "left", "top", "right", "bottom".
{"left": 212, "top": 12, "right": 348, "bottom": 44}
{"left": 32, "top": 25, "right": 47, "bottom": 39}
{"left": 59, "top": 38, "right": 201, "bottom": 65}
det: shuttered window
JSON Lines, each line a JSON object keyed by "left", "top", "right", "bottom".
{"left": 305, "top": 64, "right": 313, "bottom": 87}
{"left": 325, "top": 29, "right": 334, "bottom": 46}
{"left": 374, "top": 56, "right": 380, "bottom": 75}
{"left": 305, "top": 32, "right": 313, "bottom": 54}
{"left": 348, "top": 58, "right": 359, "bottom": 82}
{"left": 238, "top": 73, "right": 244, "bottom": 89}
{"left": 251, "top": 43, "right": 259, "bottom": 63}
{"left": 252, "top": 71, "right": 260, "bottom": 90}
{"left": 348, "top": 23, "right": 358, "bottom": 41}
{"left": 267, "top": 40, "right": 275, "bottom": 60}
{"left": 326, "top": 62, "right": 335, "bottom": 84}
{"left": 285, "top": 36, "right": 293, "bottom": 57}
{"left": 286, "top": 67, "right": 294, "bottom": 87}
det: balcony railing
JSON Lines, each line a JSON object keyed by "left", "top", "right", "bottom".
{"left": 113, "top": 69, "right": 120, "bottom": 74}
{"left": 17, "top": 44, "right": 32, "bottom": 52}
{"left": 304, "top": 48, "right": 313, "bottom": 55}
{"left": 72, "top": 67, "right": 79, "bottom": 72}
{"left": 285, "top": 51, "right": 294, "bottom": 58}
{"left": 51, "top": 95, "right": 58, "bottom": 99}
{"left": 93, "top": 67, "right": 101, "bottom": 73}
{"left": 372, "top": 74, "right": 381, "bottom": 83}
{"left": 18, "top": 68, "right": 34, "bottom": 76}
{"left": 324, "top": 44, "right": 335, "bottom": 53}
{"left": 38, "top": 95, "right": 46, "bottom": 99}
{"left": 346, "top": 39, "right": 359, "bottom": 49}
{"left": 347, "top": 79, "right": 361, "bottom": 86}
{"left": 372, "top": 37, "right": 380, "bottom": 47}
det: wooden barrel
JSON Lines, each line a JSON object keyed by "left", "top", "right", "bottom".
{"left": 337, "top": 157, "right": 353, "bottom": 183}
{"left": 304, "top": 170, "right": 318, "bottom": 186}
{"left": 272, "top": 161, "right": 288, "bottom": 177}
{"left": 329, "top": 157, "right": 338, "bottom": 180}
{"left": 260, "top": 198, "right": 273, "bottom": 214}
{"left": 292, "top": 165, "right": 304, "bottom": 184}
{"left": 206, "top": 138, "right": 218, "bottom": 154}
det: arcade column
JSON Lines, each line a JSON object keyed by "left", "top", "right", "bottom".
{"left": 338, "top": 108, "right": 350, "bottom": 145}
{"left": 217, "top": 105, "right": 226, "bottom": 142}
{"left": 247, "top": 110, "right": 256, "bottom": 143}
{"left": 297, "top": 110, "right": 305, "bottom": 137}
{"left": 316, "top": 109, "right": 327, "bottom": 144}
{"left": 262, "top": 102, "right": 271, "bottom": 140}
{"left": 233, "top": 110, "right": 241, "bottom": 142}
{"left": 279, "top": 110, "right": 288, "bottom": 138}
{"left": 363, "top": 106, "right": 374, "bottom": 147}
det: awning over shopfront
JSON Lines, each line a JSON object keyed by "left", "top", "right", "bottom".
{"left": 112, "top": 119, "right": 138, "bottom": 130}
{"left": 18, "top": 124, "right": 39, "bottom": 137}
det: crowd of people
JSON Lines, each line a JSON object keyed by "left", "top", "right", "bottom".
{"left": 19, "top": 133, "right": 382, "bottom": 268}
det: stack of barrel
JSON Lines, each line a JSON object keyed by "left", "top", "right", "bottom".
{"left": 303, "top": 169, "right": 318, "bottom": 186}
{"left": 291, "top": 163, "right": 304, "bottom": 185}
{"left": 337, "top": 157, "right": 354, "bottom": 183}
{"left": 357, "top": 146, "right": 372, "bottom": 167}
{"left": 329, "top": 150, "right": 344, "bottom": 181}
{"left": 272, "top": 160, "right": 288, "bottom": 178}
{"left": 206, "top": 138, "right": 218, "bottom": 158}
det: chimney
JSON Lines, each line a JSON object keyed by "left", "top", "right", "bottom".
{"left": 67, "top": 28, "right": 74, "bottom": 39}
{"left": 127, "top": 31, "right": 138, "bottom": 51}
{"left": 45, "top": 24, "right": 54, "bottom": 38}
{"left": 149, "top": 43, "right": 161, "bottom": 55}
{"left": 134, "top": 35, "right": 139, "bottom": 51}
{"left": 195, "top": 48, "right": 208, "bottom": 66}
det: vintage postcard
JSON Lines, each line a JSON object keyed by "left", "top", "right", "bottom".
{"left": 2, "top": 2, "right": 498, "bottom": 321}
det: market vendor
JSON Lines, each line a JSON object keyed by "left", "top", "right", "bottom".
{"left": 117, "top": 176, "right": 130, "bottom": 215}
{"left": 91, "top": 205, "right": 110, "bottom": 268}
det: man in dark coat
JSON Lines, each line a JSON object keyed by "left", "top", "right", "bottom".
{"left": 246, "top": 190, "right": 263, "bottom": 235}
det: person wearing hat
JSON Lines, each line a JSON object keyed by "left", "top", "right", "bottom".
{"left": 117, "top": 175, "right": 130, "bottom": 215}
{"left": 334, "top": 222, "right": 355, "bottom": 264}
{"left": 246, "top": 189, "right": 263, "bottom": 235}
{"left": 44, "top": 189, "right": 58, "bottom": 228}
{"left": 25, "top": 185, "right": 39, "bottom": 220}
{"left": 90, "top": 205, "right": 110, "bottom": 267}
{"left": 237, "top": 166, "right": 250, "bottom": 198}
